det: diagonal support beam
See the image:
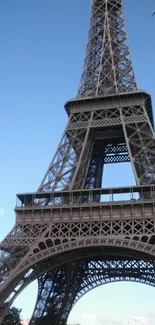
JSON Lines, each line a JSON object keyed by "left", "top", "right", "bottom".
{"left": 78, "top": 0, "right": 137, "bottom": 97}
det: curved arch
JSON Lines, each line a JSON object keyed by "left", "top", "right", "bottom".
{"left": 73, "top": 259, "right": 155, "bottom": 306}
{"left": 1, "top": 238, "right": 155, "bottom": 322}
{"left": 14, "top": 237, "right": 155, "bottom": 279}
{"left": 30, "top": 257, "right": 155, "bottom": 324}
{"left": 73, "top": 278, "right": 155, "bottom": 309}
{"left": 8, "top": 254, "right": 155, "bottom": 312}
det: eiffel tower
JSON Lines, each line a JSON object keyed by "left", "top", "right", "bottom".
{"left": 1, "top": 0, "right": 155, "bottom": 324}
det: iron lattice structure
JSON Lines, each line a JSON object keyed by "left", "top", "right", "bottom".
{"left": 77, "top": 0, "right": 137, "bottom": 97}
{"left": 1, "top": 0, "right": 155, "bottom": 324}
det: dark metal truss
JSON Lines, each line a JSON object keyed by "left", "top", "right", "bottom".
{"left": 29, "top": 258, "right": 155, "bottom": 325}
{"left": 77, "top": 0, "right": 137, "bottom": 97}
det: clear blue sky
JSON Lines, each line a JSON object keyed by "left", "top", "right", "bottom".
{"left": 0, "top": 0, "right": 155, "bottom": 324}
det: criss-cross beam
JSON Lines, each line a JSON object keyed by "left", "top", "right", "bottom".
{"left": 29, "top": 258, "right": 155, "bottom": 325}
{"left": 78, "top": 0, "right": 137, "bottom": 97}
{"left": 30, "top": 261, "right": 89, "bottom": 325}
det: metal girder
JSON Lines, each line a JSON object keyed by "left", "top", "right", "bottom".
{"left": 104, "top": 154, "right": 129, "bottom": 163}
{"left": 1, "top": 203, "right": 155, "bottom": 323}
{"left": 1, "top": 0, "right": 155, "bottom": 324}
{"left": 38, "top": 94, "right": 155, "bottom": 192}
{"left": 1, "top": 205, "right": 155, "bottom": 300}
{"left": 74, "top": 258, "right": 155, "bottom": 304}
{"left": 120, "top": 105, "right": 155, "bottom": 185}
{"left": 77, "top": 0, "right": 137, "bottom": 97}
{"left": 30, "top": 261, "right": 88, "bottom": 325}
{"left": 22, "top": 258, "right": 155, "bottom": 325}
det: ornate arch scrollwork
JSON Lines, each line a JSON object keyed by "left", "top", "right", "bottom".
{"left": 0, "top": 237, "right": 155, "bottom": 322}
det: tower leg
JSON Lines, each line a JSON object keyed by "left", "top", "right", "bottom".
{"left": 30, "top": 261, "right": 88, "bottom": 325}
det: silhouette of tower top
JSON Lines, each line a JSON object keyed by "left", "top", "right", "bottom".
{"left": 78, "top": 0, "right": 137, "bottom": 98}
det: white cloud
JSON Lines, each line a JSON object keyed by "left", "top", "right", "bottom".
{"left": 81, "top": 312, "right": 97, "bottom": 320}
{"left": 124, "top": 316, "right": 153, "bottom": 325}
{"left": 80, "top": 314, "right": 122, "bottom": 325}
{"left": 79, "top": 314, "right": 154, "bottom": 325}
{"left": 125, "top": 317, "right": 146, "bottom": 324}
{"left": 0, "top": 208, "right": 5, "bottom": 216}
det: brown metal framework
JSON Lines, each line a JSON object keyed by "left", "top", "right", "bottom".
{"left": 78, "top": 0, "right": 137, "bottom": 97}
{"left": 0, "top": 0, "right": 155, "bottom": 324}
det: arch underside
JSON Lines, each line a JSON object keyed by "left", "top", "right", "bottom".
{"left": 26, "top": 247, "right": 155, "bottom": 325}
{"left": 1, "top": 241, "right": 155, "bottom": 323}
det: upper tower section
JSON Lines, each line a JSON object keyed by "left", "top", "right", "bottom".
{"left": 77, "top": 0, "right": 137, "bottom": 98}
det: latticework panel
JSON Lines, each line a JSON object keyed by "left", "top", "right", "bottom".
{"left": 78, "top": 0, "right": 137, "bottom": 97}
{"left": 30, "top": 261, "right": 88, "bottom": 325}
{"left": 25, "top": 259, "right": 155, "bottom": 325}
{"left": 120, "top": 105, "right": 155, "bottom": 184}
{"left": 74, "top": 259, "right": 155, "bottom": 304}
{"left": 1, "top": 215, "right": 155, "bottom": 292}
{"left": 38, "top": 119, "right": 88, "bottom": 192}
{"left": 38, "top": 92, "right": 155, "bottom": 193}
{"left": 1, "top": 211, "right": 155, "bottom": 323}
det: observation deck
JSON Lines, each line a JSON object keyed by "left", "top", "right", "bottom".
{"left": 15, "top": 185, "right": 155, "bottom": 223}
